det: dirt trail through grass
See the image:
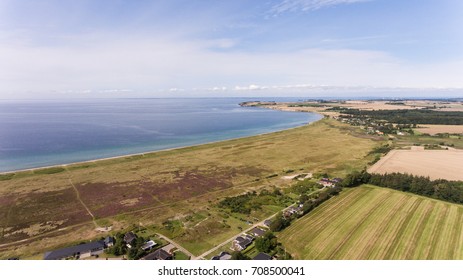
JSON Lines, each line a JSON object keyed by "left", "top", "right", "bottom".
{"left": 68, "top": 178, "right": 98, "bottom": 228}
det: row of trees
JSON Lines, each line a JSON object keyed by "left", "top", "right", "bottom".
{"left": 338, "top": 109, "right": 463, "bottom": 125}
{"left": 270, "top": 186, "right": 342, "bottom": 232}
{"left": 342, "top": 171, "right": 463, "bottom": 204}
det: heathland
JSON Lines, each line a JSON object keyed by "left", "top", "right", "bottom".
{"left": 0, "top": 118, "right": 379, "bottom": 259}
{"left": 279, "top": 185, "right": 463, "bottom": 260}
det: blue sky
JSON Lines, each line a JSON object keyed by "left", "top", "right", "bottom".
{"left": 0, "top": 0, "right": 462, "bottom": 98}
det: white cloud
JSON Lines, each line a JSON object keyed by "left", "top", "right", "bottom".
{"left": 0, "top": 32, "right": 462, "bottom": 99}
{"left": 271, "top": 0, "right": 371, "bottom": 14}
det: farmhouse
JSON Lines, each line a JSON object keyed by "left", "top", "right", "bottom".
{"left": 284, "top": 206, "right": 303, "bottom": 218}
{"left": 250, "top": 227, "right": 266, "bottom": 237}
{"left": 318, "top": 178, "right": 341, "bottom": 188}
{"left": 263, "top": 220, "right": 272, "bottom": 228}
{"left": 253, "top": 252, "right": 272, "bottom": 260}
{"left": 104, "top": 236, "right": 115, "bottom": 247}
{"left": 124, "top": 232, "right": 137, "bottom": 248}
{"left": 232, "top": 235, "right": 253, "bottom": 251}
{"left": 43, "top": 240, "right": 105, "bottom": 260}
{"left": 142, "top": 248, "right": 172, "bottom": 260}
{"left": 141, "top": 240, "right": 157, "bottom": 251}
{"left": 211, "top": 251, "right": 232, "bottom": 260}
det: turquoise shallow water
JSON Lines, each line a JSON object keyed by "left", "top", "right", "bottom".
{"left": 0, "top": 98, "right": 322, "bottom": 172}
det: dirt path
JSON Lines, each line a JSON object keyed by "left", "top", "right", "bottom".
{"left": 68, "top": 178, "right": 98, "bottom": 228}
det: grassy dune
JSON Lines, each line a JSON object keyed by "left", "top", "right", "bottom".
{"left": 0, "top": 118, "right": 379, "bottom": 259}
{"left": 279, "top": 185, "right": 463, "bottom": 260}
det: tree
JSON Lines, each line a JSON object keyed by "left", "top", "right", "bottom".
{"left": 127, "top": 248, "right": 138, "bottom": 260}
{"left": 276, "top": 247, "right": 293, "bottom": 260}
{"left": 269, "top": 214, "right": 290, "bottom": 232}
{"left": 231, "top": 251, "right": 250, "bottom": 260}
{"left": 255, "top": 232, "right": 277, "bottom": 253}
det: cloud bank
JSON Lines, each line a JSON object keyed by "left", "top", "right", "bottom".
{"left": 270, "top": 0, "right": 370, "bottom": 14}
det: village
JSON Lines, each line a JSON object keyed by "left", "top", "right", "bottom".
{"left": 42, "top": 175, "right": 343, "bottom": 261}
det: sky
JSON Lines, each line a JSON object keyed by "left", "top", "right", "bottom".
{"left": 0, "top": 0, "right": 462, "bottom": 99}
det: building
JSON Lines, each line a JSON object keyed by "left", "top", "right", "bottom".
{"left": 211, "top": 251, "right": 232, "bottom": 260}
{"left": 43, "top": 240, "right": 105, "bottom": 260}
{"left": 232, "top": 235, "right": 253, "bottom": 251}
{"left": 124, "top": 232, "right": 137, "bottom": 248}
{"left": 318, "top": 178, "right": 335, "bottom": 188}
{"left": 284, "top": 206, "right": 302, "bottom": 218}
{"left": 141, "top": 240, "right": 157, "bottom": 251}
{"left": 253, "top": 252, "right": 272, "bottom": 260}
{"left": 142, "top": 248, "right": 172, "bottom": 260}
{"left": 263, "top": 220, "right": 272, "bottom": 228}
{"left": 104, "top": 236, "right": 115, "bottom": 247}
{"left": 250, "top": 227, "right": 266, "bottom": 238}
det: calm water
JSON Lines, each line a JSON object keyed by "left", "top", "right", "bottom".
{"left": 0, "top": 98, "right": 322, "bottom": 172}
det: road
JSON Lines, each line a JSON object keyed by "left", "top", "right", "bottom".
{"left": 156, "top": 233, "right": 195, "bottom": 259}
{"left": 194, "top": 202, "right": 298, "bottom": 260}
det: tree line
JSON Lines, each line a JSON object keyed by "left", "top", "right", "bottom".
{"left": 337, "top": 109, "right": 463, "bottom": 125}
{"left": 342, "top": 171, "right": 463, "bottom": 204}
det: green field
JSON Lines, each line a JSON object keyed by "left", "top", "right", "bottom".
{"left": 279, "top": 185, "right": 463, "bottom": 259}
{"left": 0, "top": 118, "right": 380, "bottom": 259}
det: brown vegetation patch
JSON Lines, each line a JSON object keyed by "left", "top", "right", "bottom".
{"left": 75, "top": 166, "right": 265, "bottom": 218}
{"left": 149, "top": 170, "right": 234, "bottom": 202}
{"left": 76, "top": 181, "right": 155, "bottom": 218}
{"left": 1, "top": 188, "right": 91, "bottom": 243}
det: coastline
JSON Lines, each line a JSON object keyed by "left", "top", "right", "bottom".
{"left": 1, "top": 111, "right": 323, "bottom": 175}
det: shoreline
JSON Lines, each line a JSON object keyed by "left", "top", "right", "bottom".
{"left": 1, "top": 112, "right": 323, "bottom": 175}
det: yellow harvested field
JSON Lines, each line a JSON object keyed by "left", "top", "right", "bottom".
{"left": 279, "top": 185, "right": 463, "bottom": 260}
{"left": 368, "top": 149, "right": 463, "bottom": 180}
{"left": 416, "top": 125, "right": 463, "bottom": 135}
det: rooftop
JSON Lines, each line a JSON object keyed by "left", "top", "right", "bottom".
{"left": 44, "top": 240, "right": 105, "bottom": 260}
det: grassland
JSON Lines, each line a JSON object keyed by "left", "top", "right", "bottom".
{"left": 0, "top": 118, "right": 380, "bottom": 259}
{"left": 279, "top": 185, "right": 463, "bottom": 260}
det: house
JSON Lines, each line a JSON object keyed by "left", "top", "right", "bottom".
{"left": 43, "top": 240, "right": 105, "bottom": 260}
{"left": 263, "top": 220, "right": 272, "bottom": 228}
{"left": 161, "top": 243, "right": 176, "bottom": 254}
{"left": 104, "top": 236, "right": 115, "bottom": 247}
{"left": 124, "top": 232, "right": 137, "bottom": 248}
{"left": 141, "top": 240, "right": 157, "bottom": 251}
{"left": 253, "top": 252, "right": 272, "bottom": 260}
{"left": 142, "top": 248, "right": 172, "bottom": 260}
{"left": 250, "top": 227, "right": 266, "bottom": 238}
{"left": 211, "top": 251, "right": 232, "bottom": 260}
{"left": 232, "top": 235, "right": 253, "bottom": 251}
{"left": 318, "top": 178, "right": 335, "bottom": 188}
{"left": 332, "top": 178, "right": 342, "bottom": 184}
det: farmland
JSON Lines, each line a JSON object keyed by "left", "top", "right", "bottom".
{"left": 0, "top": 118, "right": 379, "bottom": 259}
{"left": 415, "top": 124, "right": 463, "bottom": 135}
{"left": 279, "top": 185, "right": 463, "bottom": 259}
{"left": 367, "top": 149, "right": 463, "bottom": 180}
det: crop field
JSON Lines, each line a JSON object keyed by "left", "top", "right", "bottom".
{"left": 279, "top": 185, "right": 463, "bottom": 260}
{"left": 0, "top": 118, "right": 380, "bottom": 259}
{"left": 415, "top": 125, "right": 463, "bottom": 135}
{"left": 368, "top": 149, "right": 463, "bottom": 180}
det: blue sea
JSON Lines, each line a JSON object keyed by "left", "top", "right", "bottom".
{"left": 0, "top": 98, "right": 322, "bottom": 172}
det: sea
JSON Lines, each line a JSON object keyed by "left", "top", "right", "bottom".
{"left": 0, "top": 98, "right": 322, "bottom": 172}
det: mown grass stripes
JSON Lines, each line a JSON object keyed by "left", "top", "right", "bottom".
{"left": 279, "top": 185, "right": 463, "bottom": 259}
